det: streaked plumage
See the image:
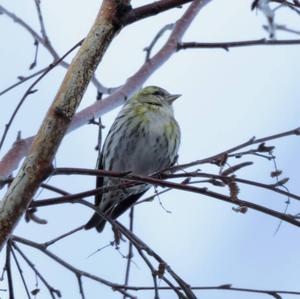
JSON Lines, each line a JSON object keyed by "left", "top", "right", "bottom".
{"left": 85, "top": 86, "right": 181, "bottom": 232}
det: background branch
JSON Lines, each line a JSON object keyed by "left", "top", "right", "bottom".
{"left": 178, "top": 38, "right": 300, "bottom": 50}
{"left": 0, "top": 5, "right": 105, "bottom": 92}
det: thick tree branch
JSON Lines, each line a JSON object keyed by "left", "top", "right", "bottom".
{"left": 0, "top": 0, "right": 126, "bottom": 252}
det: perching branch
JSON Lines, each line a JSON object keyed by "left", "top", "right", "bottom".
{"left": 26, "top": 165, "right": 300, "bottom": 228}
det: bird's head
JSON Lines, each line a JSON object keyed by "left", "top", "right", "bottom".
{"left": 131, "top": 86, "right": 181, "bottom": 108}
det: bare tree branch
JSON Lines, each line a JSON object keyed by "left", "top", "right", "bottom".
{"left": 10, "top": 245, "right": 32, "bottom": 299}
{"left": 11, "top": 235, "right": 135, "bottom": 298}
{"left": 123, "top": 207, "right": 135, "bottom": 299}
{"left": 178, "top": 38, "right": 300, "bottom": 50}
{"left": 77, "top": 200, "right": 197, "bottom": 299}
{"left": 121, "top": 0, "right": 195, "bottom": 25}
{"left": 164, "top": 172, "right": 300, "bottom": 201}
{"left": 170, "top": 127, "right": 300, "bottom": 171}
{"left": 0, "top": 40, "right": 83, "bottom": 153}
{"left": 0, "top": 66, "right": 47, "bottom": 97}
{"left": 53, "top": 167, "right": 300, "bottom": 227}
{"left": 0, "top": 5, "right": 105, "bottom": 92}
{"left": 12, "top": 240, "right": 65, "bottom": 297}
{"left": 0, "top": 0, "right": 216, "bottom": 181}
{"left": 119, "top": 284, "right": 300, "bottom": 297}
{"left": 42, "top": 225, "right": 85, "bottom": 248}
{"left": 5, "top": 241, "right": 14, "bottom": 299}
{"left": 0, "top": 0, "right": 128, "bottom": 251}
{"left": 33, "top": 0, "right": 52, "bottom": 49}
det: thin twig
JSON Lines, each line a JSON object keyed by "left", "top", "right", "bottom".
{"left": 0, "top": 5, "right": 52, "bottom": 54}
{"left": 10, "top": 246, "right": 31, "bottom": 299}
{"left": 136, "top": 248, "right": 161, "bottom": 299}
{"left": 31, "top": 182, "right": 133, "bottom": 208}
{"left": 0, "top": 66, "right": 47, "bottom": 96}
{"left": 135, "top": 187, "right": 171, "bottom": 205}
{"left": 5, "top": 241, "right": 14, "bottom": 299}
{"left": 163, "top": 172, "right": 300, "bottom": 201}
{"left": 170, "top": 127, "right": 300, "bottom": 171}
{"left": 117, "top": 284, "right": 300, "bottom": 297}
{"left": 144, "top": 23, "right": 174, "bottom": 61}
{"left": 49, "top": 167, "right": 300, "bottom": 228}
{"left": 43, "top": 225, "right": 85, "bottom": 248}
{"left": 178, "top": 38, "right": 300, "bottom": 50}
{"left": 11, "top": 242, "right": 61, "bottom": 299}
{"left": 0, "top": 4, "right": 105, "bottom": 92}
{"left": 34, "top": 0, "right": 51, "bottom": 47}
{"left": 29, "top": 39, "right": 39, "bottom": 70}
{"left": 264, "top": 24, "right": 300, "bottom": 35}
{"left": 271, "top": 0, "right": 300, "bottom": 8}
{"left": 76, "top": 274, "right": 86, "bottom": 299}
{"left": 40, "top": 183, "right": 69, "bottom": 196}
{"left": 80, "top": 200, "right": 197, "bottom": 299}
{"left": 123, "top": 207, "right": 135, "bottom": 299}
{"left": 0, "top": 40, "right": 83, "bottom": 153}
{"left": 114, "top": 219, "right": 197, "bottom": 299}
{"left": 11, "top": 236, "right": 135, "bottom": 298}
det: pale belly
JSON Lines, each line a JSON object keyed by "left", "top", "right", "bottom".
{"left": 104, "top": 116, "right": 178, "bottom": 175}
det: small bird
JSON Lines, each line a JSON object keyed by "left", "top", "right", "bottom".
{"left": 85, "top": 86, "right": 181, "bottom": 232}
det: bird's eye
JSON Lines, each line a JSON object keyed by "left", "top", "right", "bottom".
{"left": 153, "top": 91, "right": 163, "bottom": 96}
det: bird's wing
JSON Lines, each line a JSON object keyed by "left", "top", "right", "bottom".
{"left": 110, "top": 188, "right": 149, "bottom": 219}
{"left": 95, "top": 151, "right": 104, "bottom": 206}
{"left": 86, "top": 187, "right": 149, "bottom": 232}
{"left": 84, "top": 151, "right": 105, "bottom": 230}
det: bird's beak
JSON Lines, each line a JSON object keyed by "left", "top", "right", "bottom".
{"left": 167, "top": 94, "right": 181, "bottom": 104}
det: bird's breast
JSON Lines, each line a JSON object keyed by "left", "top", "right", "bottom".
{"left": 104, "top": 109, "right": 180, "bottom": 175}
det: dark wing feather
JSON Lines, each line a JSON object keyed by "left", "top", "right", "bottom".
{"left": 84, "top": 152, "right": 105, "bottom": 230}
{"left": 95, "top": 151, "right": 104, "bottom": 206}
{"left": 95, "top": 188, "right": 149, "bottom": 232}
{"left": 110, "top": 189, "right": 148, "bottom": 219}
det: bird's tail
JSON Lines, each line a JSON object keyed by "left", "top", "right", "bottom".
{"left": 84, "top": 213, "right": 106, "bottom": 232}
{"left": 84, "top": 201, "right": 115, "bottom": 232}
{"left": 84, "top": 189, "right": 149, "bottom": 233}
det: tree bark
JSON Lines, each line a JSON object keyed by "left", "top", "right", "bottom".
{"left": 0, "top": 0, "right": 127, "bottom": 251}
